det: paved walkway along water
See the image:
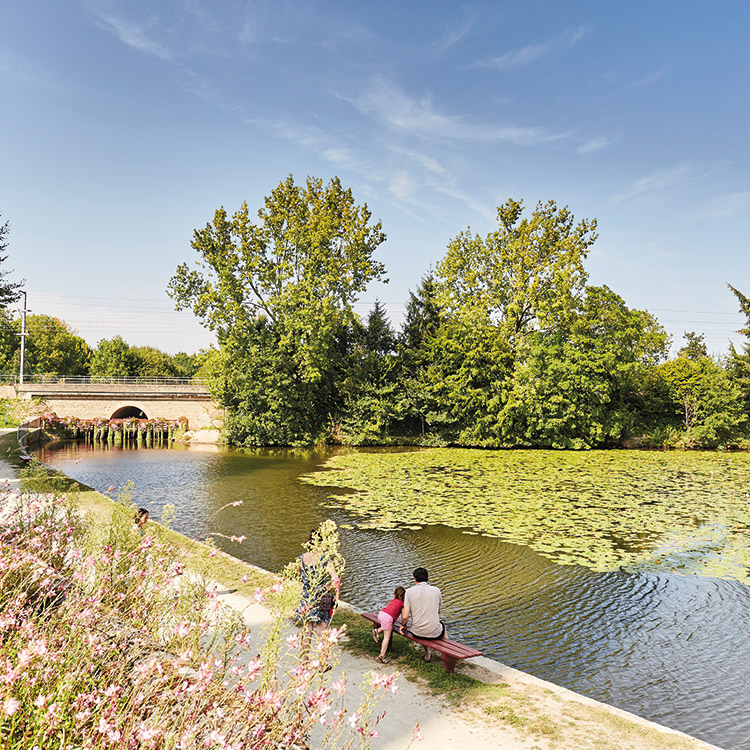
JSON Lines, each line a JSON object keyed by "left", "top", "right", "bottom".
{"left": 211, "top": 585, "right": 722, "bottom": 750}
{"left": 3, "top": 428, "right": 722, "bottom": 750}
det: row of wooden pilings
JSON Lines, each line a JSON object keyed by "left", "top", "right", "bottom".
{"left": 39, "top": 414, "right": 189, "bottom": 447}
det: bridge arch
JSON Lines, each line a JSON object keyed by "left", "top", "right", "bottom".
{"left": 110, "top": 405, "right": 148, "bottom": 420}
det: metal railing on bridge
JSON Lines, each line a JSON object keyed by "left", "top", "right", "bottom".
{"left": 1, "top": 375, "right": 207, "bottom": 386}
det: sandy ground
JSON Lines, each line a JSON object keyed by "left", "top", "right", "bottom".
{"left": 1, "top": 428, "right": 723, "bottom": 750}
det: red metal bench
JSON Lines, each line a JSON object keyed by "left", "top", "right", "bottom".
{"left": 361, "top": 611, "right": 482, "bottom": 674}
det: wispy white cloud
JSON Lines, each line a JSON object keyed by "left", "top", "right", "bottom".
{"left": 578, "top": 135, "right": 618, "bottom": 154}
{"left": 474, "top": 40, "right": 550, "bottom": 70}
{"left": 388, "top": 147, "right": 448, "bottom": 177}
{"left": 434, "top": 184, "right": 495, "bottom": 222}
{"left": 351, "top": 76, "right": 563, "bottom": 145}
{"left": 388, "top": 171, "right": 418, "bottom": 202}
{"left": 631, "top": 67, "right": 668, "bottom": 89}
{"left": 258, "top": 112, "right": 489, "bottom": 229}
{"left": 431, "top": 17, "right": 475, "bottom": 54}
{"left": 611, "top": 162, "right": 699, "bottom": 202}
{"left": 82, "top": 2, "right": 173, "bottom": 61}
{"left": 259, "top": 118, "right": 330, "bottom": 151}
{"left": 705, "top": 191, "right": 750, "bottom": 219}
{"left": 469, "top": 25, "right": 591, "bottom": 70}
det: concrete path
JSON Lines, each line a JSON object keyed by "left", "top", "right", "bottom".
{"left": 211, "top": 587, "right": 722, "bottom": 750}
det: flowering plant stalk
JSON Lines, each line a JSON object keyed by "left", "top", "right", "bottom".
{"left": 0, "top": 483, "right": 393, "bottom": 749}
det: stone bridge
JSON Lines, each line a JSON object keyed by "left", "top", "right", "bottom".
{"left": 10, "top": 378, "right": 222, "bottom": 431}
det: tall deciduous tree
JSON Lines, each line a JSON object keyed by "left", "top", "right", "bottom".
{"left": 129, "top": 346, "right": 177, "bottom": 378}
{"left": 436, "top": 199, "right": 597, "bottom": 339}
{"left": 15, "top": 315, "right": 91, "bottom": 377}
{"left": 89, "top": 336, "right": 134, "bottom": 378}
{"left": 496, "top": 286, "right": 669, "bottom": 448}
{"left": 658, "top": 350, "right": 745, "bottom": 448}
{"left": 168, "top": 175, "right": 388, "bottom": 445}
{"left": 419, "top": 199, "right": 601, "bottom": 446}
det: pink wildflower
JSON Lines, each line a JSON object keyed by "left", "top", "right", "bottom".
{"left": 270, "top": 580, "right": 284, "bottom": 594}
{"left": 196, "top": 661, "right": 214, "bottom": 686}
{"left": 3, "top": 697, "right": 19, "bottom": 716}
{"left": 413, "top": 723, "right": 423, "bottom": 742}
{"left": 253, "top": 588, "right": 266, "bottom": 604}
{"left": 246, "top": 658, "right": 262, "bottom": 680}
{"left": 137, "top": 723, "right": 161, "bottom": 742}
{"left": 260, "top": 690, "right": 282, "bottom": 711}
{"left": 373, "top": 671, "right": 399, "bottom": 694}
{"left": 240, "top": 574, "right": 249, "bottom": 584}
{"left": 306, "top": 688, "right": 331, "bottom": 712}
{"left": 138, "top": 535, "right": 154, "bottom": 552}
{"left": 17, "top": 648, "right": 33, "bottom": 666}
{"left": 175, "top": 621, "right": 191, "bottom": 638}
{"left": 29, "top": 639, "right": 47, "bottom": 656}
{"left": 236, "top": 632, "right": 252, "bottom": 647}
{"left": 325, "top": 627, "right": 343, "bottom": 644}
{"left": 331, "top": 677, "right": 347, "bottom": 694}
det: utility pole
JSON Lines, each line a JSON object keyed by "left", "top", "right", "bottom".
{"left": 19, "top": 290, "right": 27, "bottom": 384}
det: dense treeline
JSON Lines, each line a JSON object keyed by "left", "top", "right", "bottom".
{"left": 168, "top": 175, "right": 750, "bottom": 450}
{"left": 3, "top": 185, "right": 749, "bottom": 449}
{"left": 0, "top": 314, "right": 209, "bottom": 380}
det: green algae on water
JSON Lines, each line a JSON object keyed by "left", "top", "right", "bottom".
{"left": 300, "top": 448, "right": 750, "bottom": 583}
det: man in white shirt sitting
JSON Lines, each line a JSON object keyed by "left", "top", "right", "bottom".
{"left": 400, "top": 567, "right": 445, "bottom": 662}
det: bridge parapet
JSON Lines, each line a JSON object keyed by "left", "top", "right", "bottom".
{"left": 17, "top": 382, "right": 211, "bottom": 399}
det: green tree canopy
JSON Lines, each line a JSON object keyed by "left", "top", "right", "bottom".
{"left": 129, "top": 346, "right": 177, "bottom": 378}
{"left": 17, "top": 315, "right": 91, "bottom": 377}
{"left": 436, "top": 199, "right": 598, "bottom": 338}
{"left": 89, "top": 336, "right": 134, "bottom": 378}
{"left": 679, "top": 331, "right": 708, "bottom": 361}
{"left": 168, "top": 175, "right": 388, "bottom": 445}
{"left": 658, "top": 353, "right": 745, "bottom": 447}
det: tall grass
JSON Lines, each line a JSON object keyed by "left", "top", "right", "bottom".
{"left": 0, "top": 481, "right": 393, "bottom": 749}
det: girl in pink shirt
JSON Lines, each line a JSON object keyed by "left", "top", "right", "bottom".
{"left": 372, "top": 586, "right": 406, "bottom": 663}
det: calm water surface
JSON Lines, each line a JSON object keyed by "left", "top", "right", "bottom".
{"left": 35, "top": 441, "right": 750, "bottom": 750}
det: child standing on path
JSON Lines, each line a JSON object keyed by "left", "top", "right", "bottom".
{"left": 372, "top": 586, "right": 406, "bottom": 664}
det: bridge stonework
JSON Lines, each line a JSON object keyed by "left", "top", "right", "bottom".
{"left": 15, "top": 382, "right": 222, "bottom": 431}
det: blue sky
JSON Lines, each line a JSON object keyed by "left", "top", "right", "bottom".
{"left": 2, "top": 1, "right": 749, "bottom": 355}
